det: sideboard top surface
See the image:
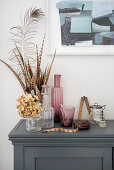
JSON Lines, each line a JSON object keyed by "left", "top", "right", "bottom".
{"left": 9, "top": 119, "right": 114, "bottom": 139}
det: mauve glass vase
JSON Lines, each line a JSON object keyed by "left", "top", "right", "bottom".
{"left": 60, "top": 105, "right": 75, "bottom": 127}
{"left": 51, "top": 75, "right": 63, "bottom": 122}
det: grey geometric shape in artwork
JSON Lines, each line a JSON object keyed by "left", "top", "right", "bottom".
{"left": 56, "top": 1, "right": 114, "bottom": 46}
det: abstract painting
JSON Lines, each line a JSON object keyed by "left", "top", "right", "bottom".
{"left": 56, "top": 1, "right": 114, "bottom": 46}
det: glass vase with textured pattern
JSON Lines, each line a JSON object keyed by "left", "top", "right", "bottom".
{"left": 41, "top": 85, "right": 54, "bottom": 128}
{"left": 60, "top": 105, "right": 75, "bottom": 127}
{"left": 51, "top": 75, "right": 63, "bottom": 123}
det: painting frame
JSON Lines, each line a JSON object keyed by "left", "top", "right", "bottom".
{"left": 47, "top": 0, "right": 114, "bottom": 56}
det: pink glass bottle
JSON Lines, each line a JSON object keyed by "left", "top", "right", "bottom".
{"left": 51, "top": 75, "right": 63, "bottom": 123}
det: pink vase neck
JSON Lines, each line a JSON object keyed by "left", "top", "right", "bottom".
{"left": 54, "top": 75, "right": 61, "bottom": 87}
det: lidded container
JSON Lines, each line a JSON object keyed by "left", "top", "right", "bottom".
{"left": 41, "top": 85, "right": 54, "bottom": 128}
{"left": 90, "top": 103, "right": 106, "bottom": 128}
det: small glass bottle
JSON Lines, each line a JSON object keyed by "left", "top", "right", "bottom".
{"left": 99, "top": 109, "right": 106, "bottom": 128}
{"left": 41, "top": 85, "right": 54, "bottom": 128}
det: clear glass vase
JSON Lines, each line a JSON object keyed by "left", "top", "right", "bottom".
{"left": 41, "top": 85, "right": 54, "bottom": 128}
{"left": 26, "top": 114, "right": 41, "bottom": 132}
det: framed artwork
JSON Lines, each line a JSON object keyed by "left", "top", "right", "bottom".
{"left": 47, "top": 0, "right": 114, "bottom": 55}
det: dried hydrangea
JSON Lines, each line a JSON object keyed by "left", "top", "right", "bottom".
{"left": 16, "top": 94, "right": 42, "bottom": 118}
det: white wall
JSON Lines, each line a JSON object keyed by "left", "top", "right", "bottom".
{"left": 0, "top": 0, "right": 114, "bottom": 170}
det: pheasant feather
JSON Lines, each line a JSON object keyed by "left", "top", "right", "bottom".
{"left": 0, "top": 7, "right": 56, "bottom": 100}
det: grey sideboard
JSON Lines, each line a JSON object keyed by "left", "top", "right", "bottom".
{"left": 9, "top": 120, "right": 114, "bottom": 170}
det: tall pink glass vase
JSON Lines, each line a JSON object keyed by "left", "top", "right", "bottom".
{"left": 51, "top": 75, "right": 63, "bottom": 122}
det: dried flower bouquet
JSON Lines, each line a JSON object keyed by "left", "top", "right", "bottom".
{"left": 17, "top": 94, "right": 42, "bottom": 118}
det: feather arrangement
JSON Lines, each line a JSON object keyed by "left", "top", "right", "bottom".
{"left": 10, "top": 7, "right": 44, "bottom": 63}
{"left": 0, "top": 7, "right": 56, "bottom": 102}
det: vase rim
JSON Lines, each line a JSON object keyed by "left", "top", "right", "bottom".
{"left": 60, "top": 104, "right": 75, "bottom": 109}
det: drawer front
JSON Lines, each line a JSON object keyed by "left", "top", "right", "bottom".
{"left": 24, "top": 147, "right": 112, "bottom": 170}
